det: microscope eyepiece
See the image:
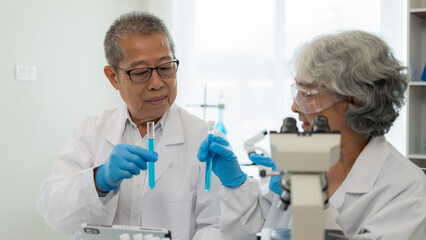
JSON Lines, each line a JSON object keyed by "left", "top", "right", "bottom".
{"left": 310, "top": 115, "right": 330, "bottom": 133}
{"left": 280, "top": 117, "right": 298, "bottom": 133}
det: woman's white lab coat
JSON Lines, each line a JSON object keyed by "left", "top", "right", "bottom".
{"left": 219, "top": 136, "right": 426, "bottom": 240}
{"left": 36, "top": 104, "right": 223, "bottom": 240}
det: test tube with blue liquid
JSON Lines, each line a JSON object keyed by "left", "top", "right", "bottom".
{"left": 206, "top": 121, "right": 215, "bottom": 191}
{"left": 147, "top": 122, "right": 155, "bottom": 189}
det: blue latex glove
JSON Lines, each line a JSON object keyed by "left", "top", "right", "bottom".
{"left": 249, "top": 154, "right": 282, "bottom": 195}
{"left": 96, "top": 144, "right": 158, "bottom": 191}
{"left": 197, "top": 136, "right": 247, "bottom": 188}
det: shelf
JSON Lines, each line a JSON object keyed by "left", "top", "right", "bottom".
{"left": 408, "top": 158, "right": 426, "bottom": 168}
{"left": 410, "top": 8, "right": 426, "bottom": 18}
{"left": 408, "top": 154, "right": 426, "bottom": 159}
{"left": 409, "top": 81, "right": 426, "bottom": 86}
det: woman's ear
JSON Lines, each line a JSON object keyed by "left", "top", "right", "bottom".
{"left": 346, "top": 96, "right": 363, "bottom": 107}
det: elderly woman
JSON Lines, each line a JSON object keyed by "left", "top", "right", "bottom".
{"left": 198, "top": 30, "right": 426, "bottom": 240}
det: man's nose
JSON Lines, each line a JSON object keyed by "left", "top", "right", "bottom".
{"left": 147, "top": 69, "right": 164, "bottom": 90}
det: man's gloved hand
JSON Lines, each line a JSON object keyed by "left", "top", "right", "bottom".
{"left": 197, "top": 136, "right": 247, "bottom": 188}
{"left": 249, "top": 154, "right": 282, "bottom": 195}
{"left": 96, "top": 144, "right": 158, "bottom": 191}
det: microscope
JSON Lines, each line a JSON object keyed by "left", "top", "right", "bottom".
{"left": 261, "top": 116, "right": 342, "bottom": 240}
{"left": 244, "top": 130, "right": 269, "bottom": 157}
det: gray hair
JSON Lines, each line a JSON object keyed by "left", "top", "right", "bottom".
{"left": 104, "top": 11, "right": 176, "bottom": 66}
{"left": 294, "top": 30, "right": 408, "bottom": 137}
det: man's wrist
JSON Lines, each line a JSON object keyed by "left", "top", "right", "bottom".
{"left": 94, "top": 166, "right": 109, "bottom": 194}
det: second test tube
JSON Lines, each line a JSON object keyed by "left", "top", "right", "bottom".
{"left": 205, "top": 121, "right": 215, "bottom": 191}
{"left": 147, "top": 122, "right": 155, "bottom": 189}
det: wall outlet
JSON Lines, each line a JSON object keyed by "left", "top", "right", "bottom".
{"left": 15, "top": 65, "right": 37, "bottom": 81}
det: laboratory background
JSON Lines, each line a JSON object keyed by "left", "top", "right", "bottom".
{"left": 0, "top": 0, "right": 422, "bottom": 239}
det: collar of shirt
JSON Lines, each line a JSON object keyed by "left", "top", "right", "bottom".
{"left": 329, "top": 135, "right": 389, "bottom": 209}
{"left": 123, "top": 105, "right": 169, "bottom": 136}
{"left": 103, "top": 103, "right": 184, "bottom": 147}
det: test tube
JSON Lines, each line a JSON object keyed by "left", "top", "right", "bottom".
{"left": 205, "top": 121, "right": 215, "bottom": 191}
{"left": 147, "top": 122, "right": 155, "bottom": 189}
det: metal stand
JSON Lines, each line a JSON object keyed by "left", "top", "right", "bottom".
{"left": 186, "top": 83, "right": 225, "bottom": 120}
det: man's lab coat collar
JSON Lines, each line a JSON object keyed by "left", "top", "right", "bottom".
{"left": 342, "top": 135, "right": 388, "bottom": 194}
{"left": 103, "top": 103, "right": 185, "bottom": 146}
{"left": 123, "top": 104, "right": 169, "bottom": 136}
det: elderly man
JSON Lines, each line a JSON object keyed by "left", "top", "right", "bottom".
{"left": 37, "top": 11, "right": 223, "bottom": 240}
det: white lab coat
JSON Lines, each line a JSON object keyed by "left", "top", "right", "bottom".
{"left": 36, "top": 104, "right": 223, "bottom": 240}
{"left": 219, "top": 136, "right": 426, "bottom": 240}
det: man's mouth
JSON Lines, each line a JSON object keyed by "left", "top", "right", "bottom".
{"left": 146, "top": 95, "right": 167, "bottom": 105}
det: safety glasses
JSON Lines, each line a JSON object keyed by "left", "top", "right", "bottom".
{"left": 291, "top": 83, "right": 344, "bottom": 114}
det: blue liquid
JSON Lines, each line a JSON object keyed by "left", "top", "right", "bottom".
{"left": 216, "top": 109, "right": 227, "bottom": 135}
{"left": 148, "top": 138, "right": 155, "bottom": 189}
{"left": 205, "top": 134, "right": 214, "bottom": 191}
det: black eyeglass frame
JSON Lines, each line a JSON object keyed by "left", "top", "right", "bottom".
{"left": 113, "top": 59, "right": 180, "bottom": 83}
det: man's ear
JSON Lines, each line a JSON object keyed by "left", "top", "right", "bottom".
{"left": 104, "top": 65, "right": 119, "bottom": 90}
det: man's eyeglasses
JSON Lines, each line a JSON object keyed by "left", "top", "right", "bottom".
{"left": 114, "top": 59, "right": 179, "bottom": 83}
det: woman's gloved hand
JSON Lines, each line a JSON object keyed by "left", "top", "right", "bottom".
{"left": 197, "top": 136, "right": 247, "bottom": 188}
{"left": 249, "top": 154, "right": 283, "bottom": 195}
{"left": 96, "top": 144, "right": 158, "bottom": 191}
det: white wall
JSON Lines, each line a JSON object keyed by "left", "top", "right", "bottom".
{"left": 0, "top": 1, "right": 149, "bottom": 239}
